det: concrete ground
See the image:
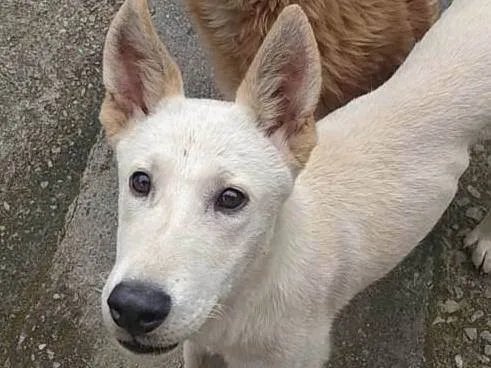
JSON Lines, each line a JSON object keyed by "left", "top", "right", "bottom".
{"left": 0, "top": 0, "right": 489, "bottom": 367}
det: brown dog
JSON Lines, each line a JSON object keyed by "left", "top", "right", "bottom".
{"left": 185, "top": 0, "right": 440, "bottom": 118}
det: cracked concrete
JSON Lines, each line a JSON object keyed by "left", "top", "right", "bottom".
{"left": 1, "top": 0, "right": 489, "bottom": 367}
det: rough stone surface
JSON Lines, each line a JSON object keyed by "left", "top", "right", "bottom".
{"left": 424, "top": 143, "right": 491, "bottom": 368}
{"left": 1, "top": 0, "right": 490, "bottom": 368}
{"left": 0, "top": 0, "right": 122, "bottom": 364}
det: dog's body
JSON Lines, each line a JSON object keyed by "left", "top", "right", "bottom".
{"left": 99, "top": 0, "right": 491, "bottom": 367}
{"left": 185, "top": 0, "right": 440, "bottom": 118}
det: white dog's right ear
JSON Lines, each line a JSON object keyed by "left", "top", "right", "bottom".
{"left": 100, "top": 0, "right": 184, "bottom": 144}
{"left": 235, "top": 5, "right": 321, "bottom": 171}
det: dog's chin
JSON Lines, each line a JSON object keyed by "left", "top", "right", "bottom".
{"left": 118, "top": 339, "right": 179, "bottom": 356}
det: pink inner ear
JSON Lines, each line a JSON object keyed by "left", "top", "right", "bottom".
{"left": 266, "top": 51, "right": 307, "bottom": 136}
{"left": 117, "top": 35, "right": 149, "bottom": 115}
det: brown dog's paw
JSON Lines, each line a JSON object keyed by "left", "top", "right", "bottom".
{"left": 464, "top": 213, "right": 491, "bottom": 273}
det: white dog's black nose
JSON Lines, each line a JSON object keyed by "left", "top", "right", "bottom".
{"left": 107, "top": 281, "right": 171, "bottom": 336}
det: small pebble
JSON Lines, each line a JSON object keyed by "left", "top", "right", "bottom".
{"left": 482, "top": 331, "right": 491, "bottom": 343}
{"left": 471, "top": 310, "right": 484, "bottom": 322}
{"left": 53, "top": 294, "right": 61, "bottom": 300}
{"left": 464, "top": 327, "right": 477, "bottom": 341}
{"left": 440, "top": 299, "right": 460, "bottom": 314}
{"left": 442, "top": 237, "right": 453, "bottom": 249}
{"left": 454, "top": 286, "right": 464, "bottom": 300}
{"left": 40, "top": 181, "right": 49, "bottom": 189}
{"left": 455, "top": 354, "right": 463, "bottom": 368}
{"left": 53, "top": 363, "right": 61, "bottom": 368}
{"left": 466, "top": 206, "right": 485, "bottom": 221}
{"left": 432, "top": 316, "right": 445, "bottom": 325}
{"left": 486, "top": 345, "right": 491, "bottom": 356}
{"left": 456, "top": 197, "right": 471, "bottom": 207}
{"left": 467, "top": 185, "right": 481, "bottom": 199}
{"left": 447, "top": 316, "right": 458, "bottom": 323}
{"left": 18, "top": 333, "right": 26, "bottom": 346}
{"left": 38, "top": 343, "right": 46, "bottom": 350}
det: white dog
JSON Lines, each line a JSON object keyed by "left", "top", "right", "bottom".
{"left": 99, "top": 0, "right": 491, "bottom": 366}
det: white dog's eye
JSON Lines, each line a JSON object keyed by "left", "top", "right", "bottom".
{"left": 129, "top": 171, "right": 151, "bottom": 196}
{"left": 215, "top": 188, "right": 248, "bottom": 212}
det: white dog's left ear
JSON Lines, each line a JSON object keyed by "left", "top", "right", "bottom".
{"left": 235, "top": 5, "right": 321, "bottom": 170}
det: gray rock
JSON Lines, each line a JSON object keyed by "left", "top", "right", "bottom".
{"left": 470, "top": 310, "right": 484, "bottom": 322}
{"left": 447, "top": 316, "right": 459, "bottom": 323}
{"left": 440, "top": 299, "right": 460, "bottom": 314}
{"left": 454, "top": 286, "right": 464, "bottom": 300}
{"left": 464, "top": 327, "right": 477, "bottom": 341}
{"left": 432, "top": 316, "right": 446, "bottom": 325}
{"left": 455, "top": 197, "right": 471, "bottom": 207}
{"left": 467, "top": 185, "right": 481, "bottom": 198}
{"left": 455, "top": 354, "right": 463, "bottom": 368}
{"left": 482, "top": 331, "right": 491, "bottom": 343}
{"left": 466, "top": 206, "right": 485, "bottom": 221}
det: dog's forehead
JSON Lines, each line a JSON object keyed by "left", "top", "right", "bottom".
{"left": 117, "top": 98, "right": 280, "bottom": 176}
{"left": 152, "top": 99, "right": 259, "bottom": 156}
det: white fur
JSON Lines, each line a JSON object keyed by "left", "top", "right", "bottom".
{"left": 101, "top": 0, "right": 491, "bottom": 367}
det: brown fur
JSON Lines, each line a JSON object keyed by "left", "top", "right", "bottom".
{"left": 185, "top": 0, "right": 440, "bottom": 118}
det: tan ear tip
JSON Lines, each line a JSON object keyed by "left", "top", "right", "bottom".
{"left": 279, "top": 4, "right": 309, "bottom": 23}
{"left": 118, "top": 0, "right": 150, "bottom": 18}
{"left": 277, "top": 4, "right": 313, "bottom": 37}
{"left": 282, "top": 4, "right": 304, "bottom": 15}
{"left": 126, "top": 0, "right": 149, "bottom": 9}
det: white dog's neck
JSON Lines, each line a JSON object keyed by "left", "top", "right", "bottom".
{"left": 264, "top": 184, "right": 317, "bottom": 287}
{"left": 230, "top": 185, "right": 327, "bottom": 317}
{"left": 194, "top": 184, "right": 321, "bottom": 348}
{"left": 230, "top": 184, "right": 315, "bottom": 304}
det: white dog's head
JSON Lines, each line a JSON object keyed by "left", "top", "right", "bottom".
{"left": 100, "top": 0, "right": 321, "bottom": 356}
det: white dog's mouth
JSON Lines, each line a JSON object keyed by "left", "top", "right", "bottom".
{"left": 118, "top": 339, "right": 179, "bottom": 355}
